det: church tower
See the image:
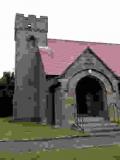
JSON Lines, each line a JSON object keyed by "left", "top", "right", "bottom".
{"left": 13, "top": 13, "right": 48, "bottom": 123}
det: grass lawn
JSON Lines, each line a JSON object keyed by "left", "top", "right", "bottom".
{"left": 0, "top": 117, "right": 87, "bottom": 141}
{"left": 0, "top": 145, "right": 120, "bottom": 160}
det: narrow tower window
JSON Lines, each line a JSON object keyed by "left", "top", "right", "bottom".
{"left": 27, "top": 36, "right": 37, "bottom": 49}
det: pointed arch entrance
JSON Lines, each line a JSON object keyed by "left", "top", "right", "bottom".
{"left": 75, "top": 75, "right": 106, "bottom": 117}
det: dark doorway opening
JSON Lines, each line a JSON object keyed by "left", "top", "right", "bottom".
{"left": 75, "top": 76, "right": 105, "bottom": 116}
{"left": 48, "top": 82, "right": 61, "bottom": 125}
{"left": 49, "top": 86, "right": 55, "bottom": 125}
{"left": 0, "top": 85, "right": 14, "bottom": 117}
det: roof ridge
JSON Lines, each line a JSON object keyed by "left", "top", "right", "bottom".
{"left": 48, "top": 38, "right": 120, "bottom": 46}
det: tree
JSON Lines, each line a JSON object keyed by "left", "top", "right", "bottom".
{"left": 0, "top": 72, "right": 15, "bottom": 117}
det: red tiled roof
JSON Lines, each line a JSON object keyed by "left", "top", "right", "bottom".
{"left": 40, "top": 39, "right": 120, "bottom": 77}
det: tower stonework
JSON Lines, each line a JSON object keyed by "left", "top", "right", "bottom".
{"left": 13, "top": 13, "right": 48, "bottom": 123}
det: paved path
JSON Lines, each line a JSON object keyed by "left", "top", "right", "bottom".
{"left": 0, "top": 134, "right": 120, "bottom": 152}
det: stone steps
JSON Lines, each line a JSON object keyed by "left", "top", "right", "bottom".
{"left": 82, "top": 122, "right": 118, "bottom": 128}
{"left": 85, "top": 125, "right": 120, "bottom": 132}
{"left": 72, "top": 116, "right": 120, "bottom": 135}
{"left": 77, "top": 117, "right": 104, "bottom": 123}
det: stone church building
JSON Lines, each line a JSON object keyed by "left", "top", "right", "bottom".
{"left": 13, "top": 13, "right": 120, "bottom": 129}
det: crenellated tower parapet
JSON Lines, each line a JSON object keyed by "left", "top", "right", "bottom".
{"left": 15, "top": 13, "right": 48, "bottom": 33}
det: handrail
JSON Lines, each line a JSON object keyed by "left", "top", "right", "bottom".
{"left": 73, "top": 104, "right": 85, "bottom": 132}
{"left": 74, "top": 113, "right": 84, "bottom": 132}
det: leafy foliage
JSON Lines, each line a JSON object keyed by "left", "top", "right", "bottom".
{"left": 65, "top": 97, "right": 75, "bottom": 106}
{"left": 0, "top": 72, "right": 14, "bottom": 116}
{"left": 0, "top": 72, "right": 14, "bottom": 85}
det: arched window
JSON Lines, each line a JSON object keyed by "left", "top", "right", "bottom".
{"left": 27, "top": 36, "right": 37, "bottom": 49}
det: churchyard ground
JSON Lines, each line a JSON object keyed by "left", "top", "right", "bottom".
{"left": 0, "top": 117, "right": 87, "bottom": 141}
{"left": 0, "top": 145, "right": 120, "bottom": 160}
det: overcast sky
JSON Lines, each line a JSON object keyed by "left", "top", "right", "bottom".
{"left": 0, "top": 0, "right": 120, "bottom": 77}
